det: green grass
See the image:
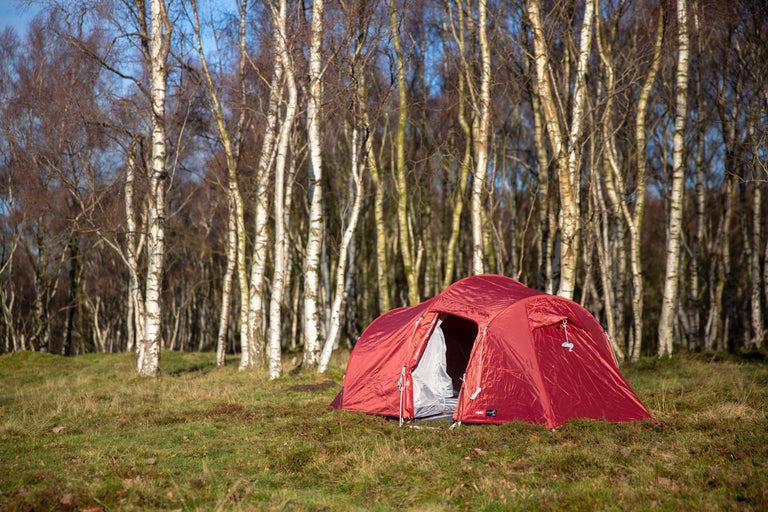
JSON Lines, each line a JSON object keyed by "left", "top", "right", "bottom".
{"left": 1, "top": 351, "right": 766, "bottom": 511}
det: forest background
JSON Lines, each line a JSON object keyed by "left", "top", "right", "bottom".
{"left": 1, "top": 0, "right": 766, "bottom": 377}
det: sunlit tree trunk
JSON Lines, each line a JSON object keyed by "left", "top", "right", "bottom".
{"left": 389, "top": 0, "right": 418, "bottom": 306}
{"left": 628, "top": 8, "right": 664, "bottom": 362}
{"left": 361, "top": 72, "right": 390, "bottom": 314}
{"left": 302, "top": 0, "right": 325, "bottom": 367}
{"left": 658, "top": 0, "right": 690, "bottom": 358}
{"left": 267, "top": 0, "right": 298, "bottom": 379}
{"left": 124, "top": 137, "right": 146, "bottom": 358}
{"left": 318, "top": 120, "right": 365, "bottom": 373}
{"left": 749, "top": 172, "right": 764, "bottom": 348}
{"left": 527, "top": 0, "right": 595, "bottom": 300}
{"left": 139, "top": 0, "right": 170, "bottom": 376}
{"left": 190, "top": 0, "right": 249, "bottom": 368}
{"left": 247, "top": 67, "right": 282, "bottom": 371}
{"left": 471, "top": 0, "right": 491, "bottom": 275}
{"left": 442, "top": 1, "right": 472, "bottom": 289}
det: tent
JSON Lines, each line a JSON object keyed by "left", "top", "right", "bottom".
{"left": 330, "top": 274, "right": 654, "bottom": 428}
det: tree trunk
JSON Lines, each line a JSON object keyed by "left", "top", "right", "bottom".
{"left": 190, "top": 0, "right": 249, "bottom": 368}
{"left": 318, "top": 121, "right": 365, "bottom": 373}
{"left": 471, "top": 0, "right": 491, "bottom": 275}
{"left": 595, "top": 5, "right": 663, "bottom": 361}
{"left": 267, "top": 0, "right": 298, "bottom": 379}
{"left": 138, "top": 0, "right": 172, "bottom": 377}
{"left": 389, "top": 0, "right": 419, "bottom": 306}
{"left": 657, "top": 0, "right": 690, "bottom": 358}
{"left": 303, "top": 0, "right": 325, "bottom": 368}
{"left": 247, "top": 47, "right": 283, "bottom": 372}
{"left": 527, "top": 0, "right": 595, "bottom": 300}
{"left": 442, "top": 0, "right": 472, "bottom": 290}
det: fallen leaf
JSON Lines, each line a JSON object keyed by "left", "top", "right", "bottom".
{"left": 82, "top": 507, "right": 104, "bottom": 512}
{"left": 53, "top": 426, "right": 65, "bottom": 434}
{"left": 473, "top": 448, "right": 488, "bottom": 456}
{"left": 620, "top": 448, "right": 631, "bottom": 457}
{"left": 145, "top": 458, "right": 156, "bottom": 465}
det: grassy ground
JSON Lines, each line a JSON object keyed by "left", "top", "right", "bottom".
{"left": 1, "top": 350, "right": 766, "bottom": 511}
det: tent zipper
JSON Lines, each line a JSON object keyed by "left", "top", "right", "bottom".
{"left": 469, "top": 326, "right": 488, "bottom": 400}
{"left": 398, "top": 315, "right": 424, "bottom": 426}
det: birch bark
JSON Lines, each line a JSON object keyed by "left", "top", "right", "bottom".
{"left": 137, "top": 0, "right": 172, "bottom": 377}
{"left": 190, "top": 0, "right": 249, "bottom": 368}
{"left": 628, "top": 8, "right": 664, "bottom": 362}
{"left": 247, "top": 64, "right": 282, "bottom": 371}
{"left": 125, "top": 137, "right": 146, "bottom": 360}
{"left": 303, "top": 0, "right": 325, "bottom": 367}
{"left": 267, "top": 0, "right": 298, "bottom": 379}
{"left": 657, "top": 0, "right": 690, "bottom": 358}
{"left": 442, "top": 0, "right": 472, "bottom": 289}
{"left": 471, "top": 0, "right": 491, "bottom": 275}
{"left": 527, "top": 0, "right": 595, "bottom": 300}
{"left": 389, "top": 0, "right": 419, "bottom": 306}
{"left": 318, "top": 121, "right": 364, "bottom": 373}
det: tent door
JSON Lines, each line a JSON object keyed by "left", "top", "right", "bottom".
{"left": 412, "top": 314, "right": 478, "bottom": 419}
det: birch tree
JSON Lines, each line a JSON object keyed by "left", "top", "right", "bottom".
{"left": 470, "top": 0, "right": 491, "bottom": 275}
{"left": 389, "top": 0, "right": 419, "bottom": 306}
{"left": 302, "top": 0, "right": 325, "bottom": 367}
{"left": 246, "top": 40, "right": 283, "bottom": 373}
{"left": 527, "top": 0, "right": 596, "bottom": 300}
{"left": 189, "top": 0, "right": 250, "bottom": 368}
{"left": 657, "top": 0, "right": 690, "bottom": 358}
{"left": 267, "top": 0, "right": 298, "bottom": 379}
{"left": 135, "top": 0, "right": 173, "bottom": 376}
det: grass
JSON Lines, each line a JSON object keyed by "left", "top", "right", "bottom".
{"left": 1, "top": 351, "right": 767, "bottom": 511}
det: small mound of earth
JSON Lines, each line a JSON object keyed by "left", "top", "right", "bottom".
{"left": 287, "top": 380, "right": 337, "bottom": 392}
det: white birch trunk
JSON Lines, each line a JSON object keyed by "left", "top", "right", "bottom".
{"left": 267, "top": 0, "right": 298, "bottom": 379}
{"left": 216, "top": 205, "right": 236, "bottom": 367}
{"left": 247, "top": 69, "right": 282, "bottom": 370}
{"left": 628, "top": 10, "right": 664, "bottom": 361}
{"left": 558, "top": 0, "right": 595, "bottom": 300}
{"left": 318, "top": 122, "right": 365, "bottom": 373}
{"left": 190, "top": 0, "right": 249, "bottom": 368}
{"left": 527, "top": 0, "right": 594, "bottom": 301}
{"left": 125, "top": 138, "right": 146, "bottom": 359}
{"left": 137, "top": 0, "right": 171, "bottom": 377}
{"left": 303, "top": 0, "right": 325, "bottom": 367}
{"left": 749, "top": 164, "right": 764, "bottom": 347}
{"left": 657, "top": 0, "right": 690, "bottom": 358}
{"left": 471, "top": 0, "right": 491, "bottom": 275}
{"left": 389, "top": 0, "right": 419, "bottom": 306}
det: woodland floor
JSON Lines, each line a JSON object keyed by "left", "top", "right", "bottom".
{"left": 1, "top": 350, "right": 766, "bottom": 511}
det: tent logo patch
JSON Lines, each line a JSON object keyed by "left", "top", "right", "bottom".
{"left": 473, "top": 409, "right": 497, "bottom": 417}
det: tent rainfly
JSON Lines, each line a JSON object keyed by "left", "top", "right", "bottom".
{"left": 331, "top": 274, "right": 654, "bottom": 428}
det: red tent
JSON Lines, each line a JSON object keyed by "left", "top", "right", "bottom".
{"left": 331, "top": 274, "right": 654, "bottom": 428}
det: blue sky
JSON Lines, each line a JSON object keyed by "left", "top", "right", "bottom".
{"left": 0, "top": 0, "right": 38, "bottom": 36}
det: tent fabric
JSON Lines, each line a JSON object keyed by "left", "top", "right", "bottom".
{"left": 331, "top": 274, "right": 654, "bottom": 429}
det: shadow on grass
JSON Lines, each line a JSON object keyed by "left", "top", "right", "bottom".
{"left": 162, "top": 352, "right": 219, "bottom": 376}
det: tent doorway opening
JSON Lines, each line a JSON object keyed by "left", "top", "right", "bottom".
{"left": 412, "top": 314, "right": 478, "bottom": 420}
